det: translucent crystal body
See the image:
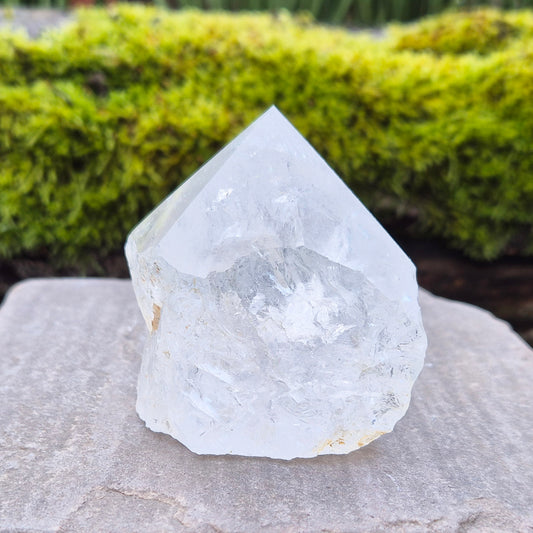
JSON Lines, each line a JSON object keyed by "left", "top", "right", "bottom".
{"left": 125, "top": 107, "right": 426, "bottom": 460}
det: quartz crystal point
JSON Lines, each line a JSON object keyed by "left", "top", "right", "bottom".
{"left": 125, "top": 106, "right": 427, "bottom": 460}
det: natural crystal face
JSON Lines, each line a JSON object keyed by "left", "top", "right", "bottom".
{"left": 126, "top": 106, "right": 426, "bottom": 460}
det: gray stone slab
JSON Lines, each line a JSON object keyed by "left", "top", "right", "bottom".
{"left": 0, "top": 278, "right": 532, "bottom": 532}
{"left": 0, "top": 9, "right": 72, "bottom": 39}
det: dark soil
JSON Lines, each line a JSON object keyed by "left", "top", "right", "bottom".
{"left": 0, "top": 253, "right": 130, "bottom": 301}
{"left": 397, "top": 237, "right": 533, "bottom": 347}
{"left": 1, "top": 239, "right": 532, "bottom": 347}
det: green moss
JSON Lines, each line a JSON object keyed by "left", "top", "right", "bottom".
{"left": 392, "top": 9, "right": 527, "bottom": 55}
{"left": 1, "top": 5, "right": 532, "bottom": 263}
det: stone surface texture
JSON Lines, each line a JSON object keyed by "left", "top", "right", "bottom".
{"left": 126, "top": 107, "right": 426, "bottom": 459}
{"left": 1, "top": 279, "right": 532, "bottom": 532}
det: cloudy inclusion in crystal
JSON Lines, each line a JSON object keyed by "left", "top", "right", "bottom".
{"left": 125, "top": 106, "right": 426, "bottom": 460}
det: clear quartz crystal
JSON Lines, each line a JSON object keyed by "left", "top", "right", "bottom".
{"left": 125, "top": 106, "right": 426, "bottom": 460}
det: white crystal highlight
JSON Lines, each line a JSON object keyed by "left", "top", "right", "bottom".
{"left": 125, "top": 106, "right": 427, "bottom": 460}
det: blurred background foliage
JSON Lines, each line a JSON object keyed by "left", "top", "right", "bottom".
{"left": 0, "top": 5, "right": 532, "bottom": 266}
{"left": 2, "top": 0, "right": 533, "bottom": 25}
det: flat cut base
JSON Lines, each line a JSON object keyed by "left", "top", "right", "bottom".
{"left": 1, "top": 279, "right": 532, "bottom": 532}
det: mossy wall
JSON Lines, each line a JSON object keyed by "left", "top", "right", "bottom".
{"left": 1, "top": 6, "right": 532, "bottom": 263}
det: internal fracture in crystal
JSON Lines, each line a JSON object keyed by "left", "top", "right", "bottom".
{"left": 125, "top": 106, "right": 427, "bottom": 460}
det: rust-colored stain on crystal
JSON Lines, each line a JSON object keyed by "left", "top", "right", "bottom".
{"left": 315, "top": 429, "right": 386, "bottom": 454}
{"left": 357, "top": 431, "right": 385, "bottom": 448}
{"left": 151, "top": 303, "right": 161, "bottom": 333}
{"left": 315, "top": 432, "right": 348, "bottom": 454}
